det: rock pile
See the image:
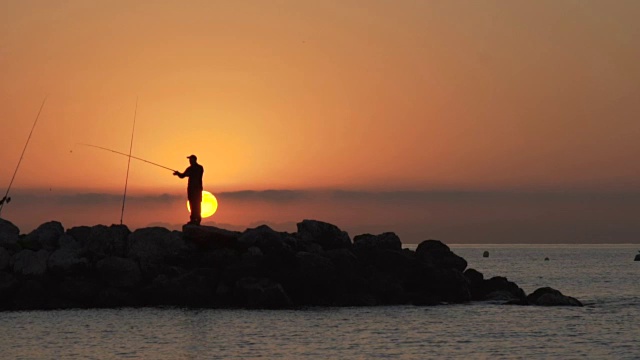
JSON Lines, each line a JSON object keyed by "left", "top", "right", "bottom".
{"left": 0, "top": 218, "right": 583, "bottom": 310}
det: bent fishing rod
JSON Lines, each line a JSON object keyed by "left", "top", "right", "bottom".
{"left": 0, "top": 97, "right": 47, "bottom": 217}
{"left": 76, "top": 143, "right": 178, "bottom": 173}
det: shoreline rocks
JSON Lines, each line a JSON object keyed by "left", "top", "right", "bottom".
{"left": 0, "top": 218, "right": 583, "bottom": 310}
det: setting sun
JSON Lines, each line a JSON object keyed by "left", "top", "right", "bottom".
{"left": 187, "top": 190, "right": 218, "bottom": 218}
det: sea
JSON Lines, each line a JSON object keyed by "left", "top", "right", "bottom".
{"left": 1, "top": 244, "right": 638, "bottom": 359}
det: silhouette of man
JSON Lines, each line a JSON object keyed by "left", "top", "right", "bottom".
{"left": 173, "top": 155, "right": 204, "bottom": 225}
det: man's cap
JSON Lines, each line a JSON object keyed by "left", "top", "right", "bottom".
{"left": 187, "top": 154, "right": 197, "bottom": 160}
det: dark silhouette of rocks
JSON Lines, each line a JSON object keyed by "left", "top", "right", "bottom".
{"left": 21, "top": 221, "right": 64, "bottom": 251}
{"left": 0, "top": 218, "right": 20, "bottom": 251}
{"left": 526, "top": 287, "right": 583, "bottom": 306}
{"left": 634, "top": 252, "right": 640, "bottom": 261}
{"left": 0, "top": 218, "right": 583, "bottom": 310}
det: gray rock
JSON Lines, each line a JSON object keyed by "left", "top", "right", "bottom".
{"left": 66, "top": 226, "right": 91, "bottom": 243}
{"left": 13, "top": 249, "right": 50, "bottom": 276}
{"left": 48, "top": 248, "right": 89, "bottom": 275}
{"left": 84, "top": 225, "right": 130, "bottom": 259}
{"left": 142, "top": 274, "right": 184, "bottom": 306}
{"left": 58, "top": 234, "right": 81, "bottom": 250}
{"left": 415, "top": 239, "right": 467, "bottom": 272}
{"left": 324, "top": 248, "right": 362, "bottom": 277}
{"left": 285, "top": 237, "right": 323, "bottom": 254}
{"left": 0, "top": 247, "right": 10, "bottom": 271}
{"left": 238, "top": 225, "right": 291, "bottom": 255}
{"left": 0, "top": 271, "right": 19, "bottom": 301}
{"left": 57, "top": 278, "right": 101, "bottom": 305}
{"left": 96, "top": 257, "right": 142, "bottom": 288}
{"left": 128, "top": 227, "right": 187, "bottom": 262}
{"left": 22, "top": 221, "right": 64, "bottom": 251}
{"left": 296, "top": 220, "right": 351, "bottom": 250}
{"left": 13, "top": 279, "right": 48, "bottom": 309}
{"left": 527, "top": 287, "right": 583, "bottom": 306}
{"left": 295, "top": 251, "right": 337, "bottom": 282}
{"left": 0, "top": 218, "right": 20, "bottom": 251}
{"left": 469, "top": 275, "right": 526, "bottom": 303}
{"left": 182, "top": 224, "right": 240, "bottom": 248}
{"left": 201, "top": 248, "right": 241, "bottom": 270}
{"left": 417, "top": 268, "right": 472, "bottom": 303}
{"left": 233, "top": 277, "right": 292, "bottom": 309}
{"left": 353, "top": 232, "right": 402, "bottom": 252}
{"left": 245, "top": 246, "right": 263, "bottom": 257}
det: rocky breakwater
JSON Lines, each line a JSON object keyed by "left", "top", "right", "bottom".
{"left": 0, "top": 218, "right": 582, "bottom": 310}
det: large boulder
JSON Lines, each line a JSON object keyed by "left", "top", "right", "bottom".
{"left": 483, "top": 276, "right": 527, "bottom": 303}
{"left": 141, "top": 274, "right": 185, "bottom": 306}
{"left": 83, "top": 225, "right": 130, "bottom": 259}
{"left": 0, "top": 271, "right": 19, "bottom": 303}
{"left": 353, "top": 232, "right": 402, "bottom": 252}
{"left": 296, "top": 220, "right": 351, "bottom": 250}
{"left": 527, "top": 287, "right": 583, "bottom": 306}
{"left": 48, "top": 248, "right": 89, "bottom": 275}
{"left": 284, "top": 237, "right": 323, "bottom": 254}
{"left": 323, "top": 248, "right": 360, "bottom": 273}
{"left": 233, "top": 277, "right": 292, "bottom": 309}
{"left": 21, "top": 221, "right": 64, "bottom": 251}
{"left": 238, "top": 225, "right": 291, "bottom": 255}
{"left": 66, "top": 226, "right": 92, "bottom": 243}
{"left": 128, "top": 227, "right": 186, "bottom": 263}
{"left": 0, "top": 218, "right": 20, "bottom": 251}
{"left": 56, "top": 277, "right": 101, "bottom": 306}
{"left": 12, "top": 249, "right": 50, "bottom": 277}
{"left": 142, "top": 269, "right": 217, "bottom": 307}
{"left": 198, "top": 248, "right": 241, "bottom": 270}
{"left": 0, "top": 247, "right": 10, "bottom": 271}
{"left": 13, "top": 279, "right": 48, "bottom": 309}
{"left": 415, "top": 240, "right": 467, "bottom": 272}
{"left": 58, "top": 234, "right": 81, "bottom": 250}
{"left": 464, "top": 270, "right": 526, "bottom": 303}
{"left": 96, "top": 257, "right": 142, "bottom": 288}
{"left": 420, "top": 268, "right": 471, "bottom": 304}
{"left": 182, "top": 224, "right": 240, "bottom": 249}
{"left": 284, "top": 251, "right": 338, "bottom": 305}
{"left": 295, "top": 251, "right": 337, "bottom": 282}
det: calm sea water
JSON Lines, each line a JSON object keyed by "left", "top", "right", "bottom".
{"left": 1, "top": 245, "right": 638, "bottom": 359}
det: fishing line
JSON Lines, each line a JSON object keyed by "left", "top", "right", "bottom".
{"left": 120, "top": 98, "right": 138, "bottom": 225}
{"left": 75, "top": 143, "right": 178, "bottom": 172}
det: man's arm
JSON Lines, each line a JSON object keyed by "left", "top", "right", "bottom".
{"left": 173, "top": 167, "right": 191, "bottom": 178}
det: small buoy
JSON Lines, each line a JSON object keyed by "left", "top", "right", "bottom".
{"left": 544, "top": 257, "right": 549, "bottom": 261}
{"left": 483, "top": 251, "right": 489, "bottom": 258}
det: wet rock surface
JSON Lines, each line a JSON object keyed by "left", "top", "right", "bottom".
{"left": 0, "top": 218, "right": 583, "bottom": 310}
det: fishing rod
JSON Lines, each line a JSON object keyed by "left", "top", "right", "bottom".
{"left": 0, "top": 97, "right": 47, "bottom": 217}
{"left": 120, "top": 98, "right": 138, "bottom": 225}
{"left": 76, "top": 143, "right": 178, "bottom": 172}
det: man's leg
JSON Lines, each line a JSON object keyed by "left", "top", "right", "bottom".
{"left": 192, "top": 198, "right": 201, "bottom": 225}
{"left": 195, "top": 191, "right": 202, "bottom": 225}
{"left": 188, "top": 191, "right": 202, "bottom": 225}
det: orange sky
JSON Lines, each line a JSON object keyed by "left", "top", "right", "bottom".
{"left": 1, "top": 1, "right": 640, "bottom": 239}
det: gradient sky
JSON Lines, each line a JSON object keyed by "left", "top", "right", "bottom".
{"left": 1, "top": 1, "right": 639, "bottom": 242}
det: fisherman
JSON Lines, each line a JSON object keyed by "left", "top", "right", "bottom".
{"left": 173, "top": 155, "right": 204, "bottom": 225}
